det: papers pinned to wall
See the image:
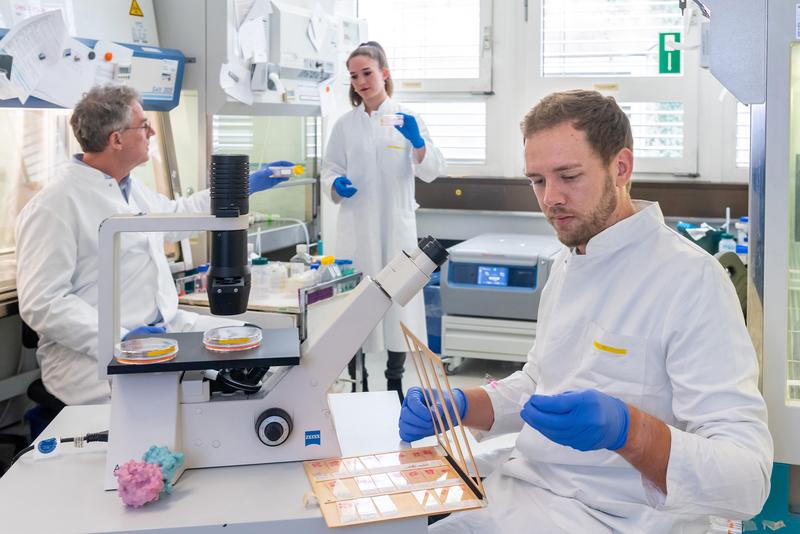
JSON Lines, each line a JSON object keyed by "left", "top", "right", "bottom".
{"left": 0, "top": 10, "right": 135, "bottom": 108}
{"left": 239, "top": 16, "right": 269, "bottom": 64}
{"left": 0, "top": 10, "right": 68, "bottom": 104}
{"left": 31, "top": 38, "right": 98, "bottom": 108}
{"left": 220, "top": 61, "right": 254, "bottom": 105}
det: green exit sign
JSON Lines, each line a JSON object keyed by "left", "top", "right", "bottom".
{"left": 659, "top": 32, "right": 681, "bottom": 74}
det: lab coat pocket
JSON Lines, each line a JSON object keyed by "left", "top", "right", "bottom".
{"left": 578, "top": 322, "right": 647, "bottom": 401}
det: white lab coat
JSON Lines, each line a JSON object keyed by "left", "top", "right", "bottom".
{"left": 322, "top": 98, "right": 445, "bottom": 353}
{"left": 431, "top": 201, "right": 772, "bottom": 533}
{"left": 16, "top": 159, "right": 215, "bottom": 405}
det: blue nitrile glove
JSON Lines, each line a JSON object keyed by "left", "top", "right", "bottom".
{"left": 520, "top": 389, "right": 629, "bottom": 451}
{"left": 395, "top": 112, "right": 425, "bottom": 149}
{"left": 248, "top": 160, "right": 293, "bottom": 195}
{"left": 399, "top": 386, "right": 468, "bottom": 442}
{"left": 332, "top": 176, "right": 358, "bottom": 198}
{"left": 123, "top": 325, "right": 167, "bottom": 341}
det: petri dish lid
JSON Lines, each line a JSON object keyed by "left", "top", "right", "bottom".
{"left": 115, "top": 338, "right": 179, "bottom": 365}
{"left": 203, "top": 325, "right": 262, "bottom": 352}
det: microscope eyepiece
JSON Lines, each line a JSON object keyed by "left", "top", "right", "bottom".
{"left": 208, "top": 154, "right": 251, "bottom": 315}
{"left": 417, "top": 236, "right": 448, "bottom": 267}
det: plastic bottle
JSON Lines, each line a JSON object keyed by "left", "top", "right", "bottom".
{"left": 250, "top": 257, "right": 269, "bottom": 299}
{"left": 736, "top": 244, "right": 748, "bottom": 265}
{"left": 718, "top": 232, "right": 737, "bottom": 254}
{"left": 335, "top": 259, "right": 354, "bottom": 276}
{"left": 287, "top": 244, "right": 310, "bottom": 278}
{"left": 266, "top": 262, "right": 287, "bottom": 292}
{"left": 735, "top": 216, "right": 749, "bottom": 246}
{"left": 318, "top": 256, "right": 337, "bottom": 283}
{"left": 247, "top": 243, "right": 260, "bottom": 263}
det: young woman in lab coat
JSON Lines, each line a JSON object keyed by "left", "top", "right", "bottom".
{"left": 322, "top": 42, "right": 445, "bottom": 397}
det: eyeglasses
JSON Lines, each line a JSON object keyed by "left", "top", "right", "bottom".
{"left": 121, "top": 120, "right": 153, "bottom": 133}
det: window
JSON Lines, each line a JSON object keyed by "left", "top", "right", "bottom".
{"left": 357, "top": 1, "right": 491, "bottom": 168}
{"left": 542, "top": 0, "right": 683, "bottom": 77}
{"left": 305, "top": 116, "right": 322, "bottom": 160}
{"left": 212, "top": 116, "right": 255, "bottom": 154}
{"left": 622, "top": 101, "right": 684, "bottom": 159}
{"left": 405, "top": 101, "right": 486, "bottom": 164}
{"left": 209, "top": 115, "right": 316, "bottom": 222}
{"left": 357, "top": 0, "right": 493, "bottom": 92}
{"left": 0, "top": 107, "right": 175, "bottom": 291}
{"left": 736, "top": 102, "right": 750, "bottom": 168}
{"left": 531, "top": 0, "right": 698, "bottom": 174}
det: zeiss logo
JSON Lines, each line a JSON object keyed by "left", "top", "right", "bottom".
{"left": 305, "top": 430, "right": 321, "bottom": 446}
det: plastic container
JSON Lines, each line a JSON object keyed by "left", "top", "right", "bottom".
{"left": 290, "top": 244, "right": 313, "bottom": 266}
{"left": 268, "top": 164, "right": 305, "bottom": 177}
{"left": 318, "top": 256, "right": 338, "bottom": 283}
{"left": 265, "top": 262, "right": 287, "bottom": 291}
{"left": 203, "top": 325, "right": 262, "bottom": 352}
{"left": 735, "top": 216, "right": 749, "bottom": 246}
{"left": 335, "top": 259, "right": 354, "bottom": 275}
{"left": 247, "top": 243, "right": 259, "bottom": 263}
{"left": 736, "top": 244, "right": 748, "bottom": 265}
{"left": 379, "top": 113, "right": 404, "bottom": 127}
{"left": 250, "top": 257, "right": 269, "bottom": 299}
{"left": 676, "top": 221, "right": 723, "bottom": 255}
{"left": 115, "top": 338, "right": 179, "bottom": 365}
{"left": 718, "top": 232, "right": 737, "bottom": 254}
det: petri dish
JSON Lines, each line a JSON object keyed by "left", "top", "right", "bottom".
{"left": 115, "top": 338, "right": 179, "bottom": 365}
{"left": 203, "top": 325, "right": 262, "bottom": 352}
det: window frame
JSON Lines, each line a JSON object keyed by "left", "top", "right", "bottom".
{"left": 526, "top": 0, "right": 700, "bottom": 175}
{"left": 721, "top": 99, "right": 749, "bottom": 183}
{"left": 359, "top": 0, "right": 494, "bottom": 94}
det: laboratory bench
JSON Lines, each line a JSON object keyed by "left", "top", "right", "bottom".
{"left": 0, "top": 391, "right": 426, "bottom": 533}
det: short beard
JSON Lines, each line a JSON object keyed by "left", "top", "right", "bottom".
{"left": 551, "top": 174, "right": 618, "bottom": 248}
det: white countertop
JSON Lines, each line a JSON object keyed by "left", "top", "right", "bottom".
{"left": 0, "top": 392, "right": 425, "bottom": 534}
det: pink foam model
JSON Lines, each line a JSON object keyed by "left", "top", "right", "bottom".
{"left": 115, "top": 460, "right": 165, "bottom": 507}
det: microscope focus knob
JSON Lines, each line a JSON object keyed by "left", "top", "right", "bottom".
{"left": 255, "top": 408, "right": 292, "bottom": 447}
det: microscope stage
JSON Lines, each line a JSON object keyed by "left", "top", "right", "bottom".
{"left": 107, "top": 328, "right": 300, "bottom": 375}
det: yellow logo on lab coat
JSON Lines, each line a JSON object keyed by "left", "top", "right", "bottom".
{"left": 592, "top": 340, "right": 627, "bottom": 356}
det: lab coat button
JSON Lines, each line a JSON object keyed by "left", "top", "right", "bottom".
{"left": 212, "top": 440, "right": 221, "bottom": 448}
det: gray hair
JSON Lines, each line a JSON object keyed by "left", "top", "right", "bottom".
{"left": 70, "top": 85, "right": 142, "bottom": 153}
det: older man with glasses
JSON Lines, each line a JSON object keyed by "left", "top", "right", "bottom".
{"left": 15, "top": 85, "right": 288, "bottom": 406}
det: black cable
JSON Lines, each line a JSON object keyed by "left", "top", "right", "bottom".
{"left": 10, "top": 430, "right": 108, "bottom": 465}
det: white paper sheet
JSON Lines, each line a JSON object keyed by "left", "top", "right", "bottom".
{"left": 245, "top": 0, "right": 272, "bottom": 23}
{"left": 306, "top": 2, "right": 328, "bottom": 52}
{"left": 0, "top": 10, "right": 67, "bottom": 103}
{"left": 239, "top": 16, "right": 268, "bottom": 63}
{"left": 219, "top": 61, "right": 253, "bottom": 105}
{"left": 234, "top": 0, "right": 255, "bottom": 28}
{"left": 32, "top": 38, "right": 98, "bottom": 108}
